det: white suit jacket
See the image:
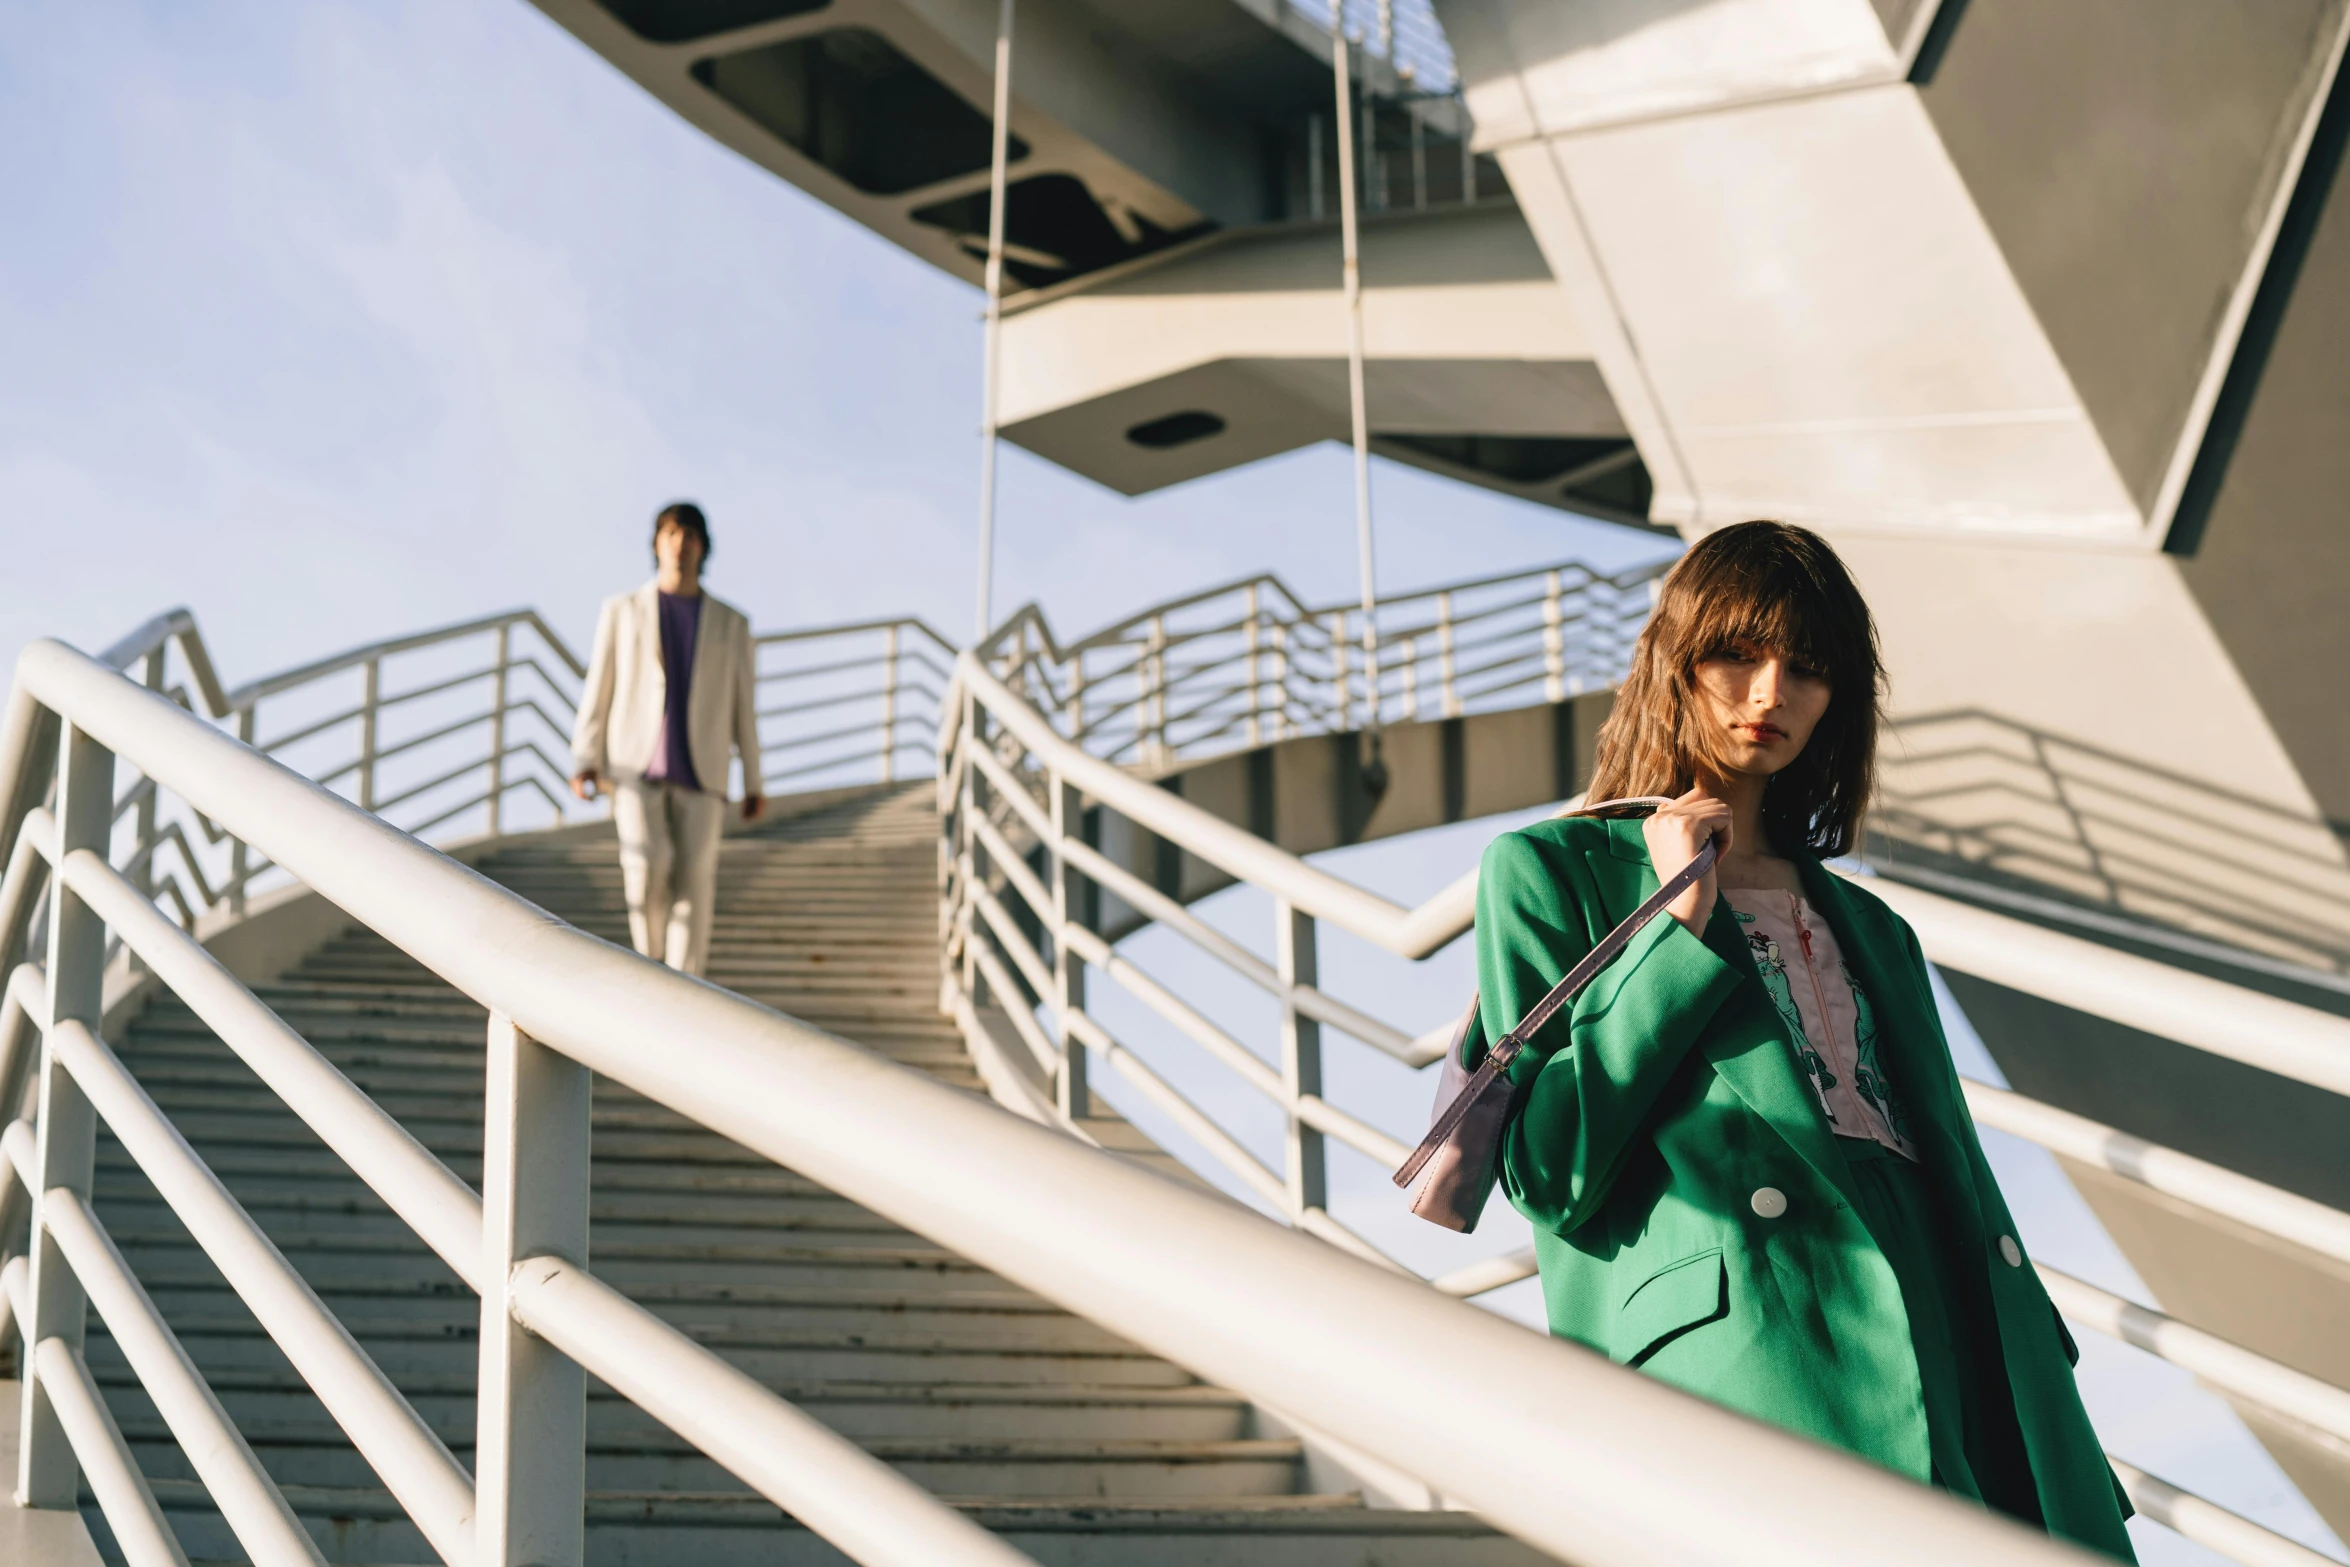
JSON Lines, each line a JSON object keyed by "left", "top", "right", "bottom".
{"left": 570, "top": 580, "right": 765, "bottom": 796}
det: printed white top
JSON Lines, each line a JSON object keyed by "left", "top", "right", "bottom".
{"left": 1723, "top": 889, "right": 1918, "bottom": 1161}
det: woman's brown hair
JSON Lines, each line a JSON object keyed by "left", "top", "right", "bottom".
{"left": 1585, "top": 520, "right": 1884, "bottom": 857}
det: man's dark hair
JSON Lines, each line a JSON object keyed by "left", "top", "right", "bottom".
{"left": 653, "top": 501, "right": 711, "bottom": 561}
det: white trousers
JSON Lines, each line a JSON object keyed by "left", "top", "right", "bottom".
{"left": 613, "top": 779, "right": 725, "bottom": 976}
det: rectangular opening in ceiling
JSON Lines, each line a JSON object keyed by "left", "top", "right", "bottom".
{"left": 693, "top": 29, "right": 1024, "bottom": 196}
{"left": 593, "top": 0, "right": 829, "bottom": 45}
{"left": 910, "top": 174, "right": 1209, "bottom": 289}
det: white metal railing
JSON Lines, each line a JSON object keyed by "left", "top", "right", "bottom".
{"left": 58, "top": 607, "right": 585, "bottom": 933}
{"left": 3, "top": 569, "right": 2345, "bottom": 1565}
{"left": 754, "top": 616, "right": 957, "bottom": 792}
{"left": 940, "top": 641, "right": 2350, "bottom": 1567}
{"left": 0, "top": 635, "right": 2118, "bottom": 1567}
{"left": 0, "top": 605, "right": 957, "bottom": 974}
{"left": 974, "top": 558, "right": 1663, "bottom": 775}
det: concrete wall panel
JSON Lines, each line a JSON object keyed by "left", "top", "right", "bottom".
{"left": 1920, "top": 0, "right": 2350, "bottom": 515}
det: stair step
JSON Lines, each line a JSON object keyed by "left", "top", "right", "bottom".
{"left": 63, "top": 782, "right": 1479, "bottom": 1563}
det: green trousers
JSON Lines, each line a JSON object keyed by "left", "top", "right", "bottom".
{"left": 1839, "top": 1137, "right": 2045, "bottom": 1528}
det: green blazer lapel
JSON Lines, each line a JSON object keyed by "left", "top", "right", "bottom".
{"left": 1590, "top": 824, "right": 1861, "bottom": 1212}
{"left": 1800, "top": 862, "right": 1986, "bottom": 1233}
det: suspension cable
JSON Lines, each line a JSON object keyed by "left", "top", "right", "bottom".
{"left": 1331, "top": 6, "right": 1386, "bottom": 782}
{"left": 974, "top": 0, "right": 1016, "bottom": 643}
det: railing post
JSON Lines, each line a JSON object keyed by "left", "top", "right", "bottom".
{"left": 1064, "top": 650, "right": 1087, "bottom": 742}
{"left": 1275, "top": 900, "right": 1327, "bottom": 1220}
{"left": 18, "top": 723, "right": 112, "bottom": 1509}
{"left": 1308, "top": 111, "right": 1324, "bottom": 221}
{"left": 1411, "top": 100, "right": 1427, "bottom": 210}
{"left": 477, "top": 1012, "right": 590, "bottom": 1567}
{"left": 1271, "top": 622, "right": 1291, "bottom": 740}
{"left": 1400, "top": 635, "right": 1418, "bottom": 721}
{"left": 1542, "top": 569, "right": 1566, "bottom": 705}
{"left": 1244, "top": 585, "right": 1262, "bottom": 750}
{"left": 131, "top": 652, "right": 163, "bottom": 899}
{"left": 1050, "top": 772, "right": 1089, "bottom": 1121}
{"left": 1333, "top": 610, "right": 1353, "bottom": 732}
{"left": 1437, "top": 591, "right": 1460, "bottom": 717}
{"left": 1143, "top": 616, "right": 1167, "bottom": 766}
{"left": 1457, "top": 93, "right": 1475, "bottom": 203}
{"left": 229, "top": 706, "right": 254, "bottom": 917}
{"left": 488, "top": 623, "right": 510, "bottom": 838}
{"left": 358, "top": 656, "right": 381, "bottom": 813}
{"left": 957, "top": 692, "right": 982, "bottom": 1009}
{"left": 879, "top": 624, "right": 899, "bottom": 786}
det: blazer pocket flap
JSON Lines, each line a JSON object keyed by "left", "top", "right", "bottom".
{"left": 1615, "top": 1249, "right": 1727, "bottom": 1366}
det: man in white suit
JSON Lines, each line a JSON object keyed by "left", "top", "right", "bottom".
{"left": 569, "top": 502, "right": 764, "bottom": 976}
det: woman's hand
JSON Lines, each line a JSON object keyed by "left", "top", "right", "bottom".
{"left": 1642, "top": 787, "right": 1730, "bottom": 935}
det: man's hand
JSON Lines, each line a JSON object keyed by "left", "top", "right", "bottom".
{"left": 570, "top": 770, "right": 601, "bottom": 803}
{"left": 1641, "top": 787, "right": 1730, "bottom": 935}
{"left": 743, "top": 794, "right": 765, "bottom": 822}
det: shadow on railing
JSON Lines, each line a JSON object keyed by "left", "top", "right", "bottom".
{"left": 1872, "top": 708, "right": 2350, "bottom": 979}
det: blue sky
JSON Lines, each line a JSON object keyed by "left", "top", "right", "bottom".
{"left": 0, "top": 0, "right": 1657, "bottom": 684}
{"left": 3, "top": 4, "right": 2334, "bottom": 1563}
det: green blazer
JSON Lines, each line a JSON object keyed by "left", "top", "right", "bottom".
{"left": 1472, "top": 815, "right": 2133, "bottom": 1558}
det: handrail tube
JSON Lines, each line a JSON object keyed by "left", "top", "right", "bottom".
{"left": 41, "top": 1014, "right": 477, "bottom": 1565}
{"left": 1860, "top": 875, "right": 2350, "bottom": 1099}
{"left": 0, "top": 719, "right": 57, "bottom": 972}
{"left": 762, "top": 749, "right": 926, "bottom": 788}
{"left": 361, "top": 743, "right": 512, "bottom": 817}
{"left": 757, "top": 648, "right": 939, "bottom": 688}
{"left": 979, "top": 653, "right": 2350, "bottom": 1089}
{"left": 2039, "top": 1264, "right": 2350, "bottom": 1442}
{"left": 405, "top": 773, "right": 562, "bottom": 843}
{"left": 232, "top": 608, "right": 581, "bottom": 703}
{"left": 100, "top": 608, "right": 226, "bottom": 709}
{"left": 13, "top": 641, "right": 2110, "bottom": 1567}
{"left": 1065, "top": 926, "right": 1289, "bottom": 1104}
{"left": 1295, "top": 1206, "right": 1416, "bottom": 1275}
{"left": 755, "top": 614, "right": 957, "bottom": 653}
{"left": 1962, "top": 1078, "right": 2350, "bottom": 1268}
{"left": 43, "top": 1188, "right": 327, "bottom": 1566}
{"left": 968, "top": 811, "right": 1055, "bottom": 928}
{"left": 758, "top": 682, "right": 917, "bottom": 722}
{"left": 961, "top": 655, "right": 1430, "bottom": 953}
{"left": 971, "top": 886, "right": 1057, "bottom": 1014}
{"left": 0, "top": 961, "right": 44, "bottom": 1129}
{"left": 750, "top": 714, "right": 917, "bottom": 756}
{"left": 1294, "top": 1092, "right": 1411, "bottom": 1169}
{"left": 0, "top": 1250, "right": 24, "bottom": 1353}
{"left": 51, "top": 844, "right": 486, "bottom": 1288}
{"left": 1432, "top": 1247, "right": 1540, "bottom": 1299}
{"left": 968, "top": 942, "right": 1061, "bottom": 1078}
{"left": 507, "top": 1256, "right": 1036, "bottom": 1567}
{"left": 1063, "top": 1007, "right": 1291, "bottom": 1211}
{"left": 32, "top": 1334, "right": 192, "bottom": 1567}
{"left": 1042, "top": 799, "right": 1438, "bottom": 1067}
{"left": 2107, "top": 1457, "right": 2345, "bottom": 1567}
{"left": 0, "top": 1115, "right": 34, "bottom": 1263}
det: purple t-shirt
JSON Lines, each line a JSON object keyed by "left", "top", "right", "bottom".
{"left": 642, "top": 591, "right": 703, "bottom": 791}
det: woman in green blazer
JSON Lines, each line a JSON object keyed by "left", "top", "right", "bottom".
{"left": 1473, "top": 522, "right": 2135, "bottom": 1560}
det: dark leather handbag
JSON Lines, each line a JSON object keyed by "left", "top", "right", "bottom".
{"left": 1393, "top": 801, "right": 1718, "bottom": 1232}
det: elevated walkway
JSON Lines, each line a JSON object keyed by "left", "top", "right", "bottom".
{"left": 3, "top": 580, "right": 2344, "bottom": 1567}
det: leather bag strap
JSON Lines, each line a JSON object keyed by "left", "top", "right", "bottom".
{"left": 1391, "top": 836, "right": 1717, "bottom": 1188}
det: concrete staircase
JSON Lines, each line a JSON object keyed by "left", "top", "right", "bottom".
{"left": 74, "top": 784, "right": 1549, "bottom": 1564}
